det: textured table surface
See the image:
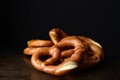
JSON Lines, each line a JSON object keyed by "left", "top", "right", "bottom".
{"left": 0, "top": 49, "right": 120, "bottom": 80}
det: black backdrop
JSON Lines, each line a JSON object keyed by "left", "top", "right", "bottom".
{"left": 2, "top": 0, "right": 119, "bottom": 56}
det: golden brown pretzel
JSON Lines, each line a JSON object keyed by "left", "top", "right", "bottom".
{"left": 23, "top": 28, "right": 104, "bottom": 76}
{"left": 59, "top": 36, "right": 104, "bottom": 69}
{"left": 31, "top": 46, "right": 78, "bottom": 76}
{"left": 49, "top": 29, "right": 104, "bottom": 69}
{"left": 77, "top": 36, "right": 104, "bottom": 69}
{"left": 23, "top": 28, "right": 67, "bottom": 55}
{"left": 31, "top": 36, "right": 86, "bottom": 76}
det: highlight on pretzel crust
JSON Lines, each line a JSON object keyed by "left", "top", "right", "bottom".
{"left": 89, "top": 39, "right": 102, "bottom": 48}
{"left": 55, "top": 61, "right": 78, "bottom": 73}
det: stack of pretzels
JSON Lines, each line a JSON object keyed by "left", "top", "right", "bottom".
{"left": 23, "top": 28, "right": 104, "bottom": 76}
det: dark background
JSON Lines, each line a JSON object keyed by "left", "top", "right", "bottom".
{"left": 2, "top": 0, "right": 119, "bottom": 56}
{"left": 1, "top": 1, "right": 120, "bottom": 80}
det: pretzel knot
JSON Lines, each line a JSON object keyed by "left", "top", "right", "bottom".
{"left": 23, "top": 28, "right": 104, "bottom": 76}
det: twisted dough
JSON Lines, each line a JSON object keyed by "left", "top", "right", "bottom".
{"left": 31, "top": 36, "right": 86, "bottom": 76}
{"left": 61, "top": 36, "right": 104, "bottom": 69}
{"left": 24, "top": 28, "right": 67, "bottom": 55}
{"left": 55, "top": 36, "right": 86, "bottom": 63}
{"left": 49, "top": 28, "right": 67, "bottom": 44}
{"left": 23, "top": 28, "right": 104, "bottom": 76}
{"left": 77, "top": 36, "right": 104, "bottom": 69}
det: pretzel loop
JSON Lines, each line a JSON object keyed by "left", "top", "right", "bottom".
{"left": 31, "top": 36, "right": 86, "bottom": 76}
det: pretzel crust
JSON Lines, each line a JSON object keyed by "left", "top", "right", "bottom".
{"left": 27, "top": 40, "right": 53, "bottom": 47}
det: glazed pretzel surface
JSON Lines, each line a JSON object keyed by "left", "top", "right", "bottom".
{"left": 23, "top": 28, "right": 104, "bottom": 76}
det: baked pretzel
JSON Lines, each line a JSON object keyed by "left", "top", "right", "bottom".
{"left": 31, "top": 36, "right": 85, "bottom": 76}
{"left": 77, "top": 36, "right": 104, "bottom": 69}
{"left": 24, "top": 28, "right": 67, "bottom": 55}
{"left": 55, "top": 36, "right": 104, "bottom": 69}
{"left": 23, "top": 28, "right": 104, "bottom": 76}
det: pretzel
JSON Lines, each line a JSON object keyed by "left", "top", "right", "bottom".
{"left": 77, "top": 36, "right": 104, "bottom": 69}
{"left": 57, "top": 36, "right": 104, "bottom": 69}
{"left": 31, "top": 36, "right": 85, "bottom": 76}
{"left": 49, "top": 29, "right": 104, "bottom": 68}
{"left": 24, "top": 40, "right": 53, "bottom": 55}
{"left": 23, "top": 28, "right": 67, "bottom": 55}
{"left": 23, "top": 28, "right": 104, "bottom": 76}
